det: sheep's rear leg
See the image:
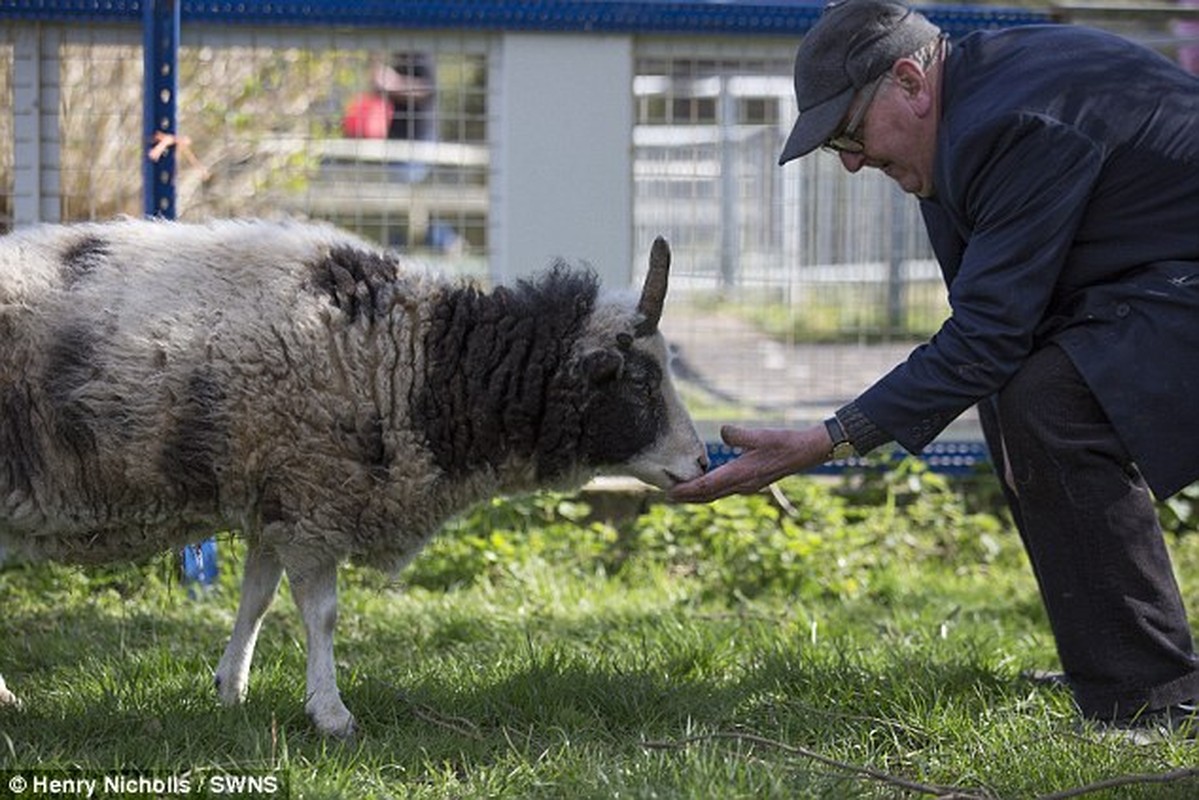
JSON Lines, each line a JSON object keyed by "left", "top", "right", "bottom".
{"left": 214, "top": 546, "right": 283, "bottom": 706}
{"left": 286, "top": 559, "right": 354, "bottom": 738}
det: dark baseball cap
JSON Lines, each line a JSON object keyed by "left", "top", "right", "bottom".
{"left": 779, "top": 0, "right": 941, "bottom": 165}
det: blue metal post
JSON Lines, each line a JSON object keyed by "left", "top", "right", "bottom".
{"left": 141, "top": 1, "right": 218, "bottom": 588}
{"left": 143, "top": 0, "right": 179, "bottom": 219}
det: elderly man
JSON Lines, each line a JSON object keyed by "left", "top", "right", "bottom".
{"left": 670, "top": 0, "right": 1199, "bottom": 737}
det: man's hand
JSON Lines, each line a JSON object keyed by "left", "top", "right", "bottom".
{"left": 667, "top": 423, "right": 834, "bottom": 503}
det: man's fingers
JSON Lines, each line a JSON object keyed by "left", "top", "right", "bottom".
{"left": 722, "top": 424, "right": 803, "bottom": 454}
{"left": 672, "top": 425, "right": 822, "bottom": 504}
{"left": 669, "top": 463, "right": 736, "bottom": 502}
{"left": 719, "top": 424, "right": 744, "bottom": 450}
{"left": 668, "top": 455, "right": 767, "bottom": 503}
{"left": 720, "top": 424, "right": 771, "bottom": 451}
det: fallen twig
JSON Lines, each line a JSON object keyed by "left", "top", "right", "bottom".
{"left": 405, "top": 700, "right": 484, "bottom": 741}
{"left": 372, "top": 679, "right": 486, "bottom": 741}
{"left": 641, "top": 728, "right": 1199, "bottom": 800}
{"left": 641, "top": 730, "right": 991, "bottom": 798}
{"left": 1035, "top": 766, "right": 1199, "bottom": 800}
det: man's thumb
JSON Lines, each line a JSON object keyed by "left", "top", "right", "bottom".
{"left": 720, "top": 425, "right": 756, "bottom": 449}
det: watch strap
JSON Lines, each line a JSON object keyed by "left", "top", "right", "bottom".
{"left": 823, "top": 416, "right": 855, "bottom": 461}
{"left": 824, "top": 416, "right": 848, "bottom": 447}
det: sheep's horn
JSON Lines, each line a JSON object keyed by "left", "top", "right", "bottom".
{"left": 634, "top": 236, "right": 670, "bottom": 336}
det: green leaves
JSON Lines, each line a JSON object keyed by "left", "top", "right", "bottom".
{"left": 404, "top": 457, "right": 1029, "bottom": 602}
{"left": 404, "top": 494, "right": 618, "bottom": 591}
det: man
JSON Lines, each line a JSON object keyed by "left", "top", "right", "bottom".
{"left": 669, "top": 0, "right": 1199, "bottom": 736}
{"left": 374, "top": 52, "right": 437, "bottom": 143}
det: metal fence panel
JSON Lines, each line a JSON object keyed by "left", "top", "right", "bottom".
{"left": 6, "top": 2, "right": 1185, "bottom": 444}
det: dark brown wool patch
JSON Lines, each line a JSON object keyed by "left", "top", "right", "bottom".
{"left": 259, "top": 481, "right": 288, "bottom": 526}
{"left": 42, "top": 323, "right": 101, "bottom": 459}
{"left": 306, "top": 245, "right": 400, "bottom": 324}
{"left": 0, "top": 385, "right": 44, "bottom": 499}
{"left": 356, "top": 411, "right": 389, "bottom": 478}
{"left": 159, "top": 368, "right": 228, "bottom": 507}
{"left": 412, "top": 266, "right": 600, "bottom": 481}
{"left": 59, "top": 235, "right": 110, "bottom": 290}
{"left": 336, "top": 411, "right": 390, "bottom": 480}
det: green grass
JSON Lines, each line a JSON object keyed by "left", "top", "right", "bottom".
{"left": 2, "top": 470, "right": 1198, "bottom": 799}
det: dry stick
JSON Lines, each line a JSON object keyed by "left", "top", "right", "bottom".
{"left": 380, "top": 683, "right": 486, "bottom": 741}
{"left": 643, "top": 730, "right": 1199, "bottom": 800}
{"left": 1035, "top": 766, "right": 1199, "bottom": 800}
{"left": 641, "top": 731, "right": 991, "bottom": 799}
{"left": 407, "top": 701, "right": 485, "bottom": 741}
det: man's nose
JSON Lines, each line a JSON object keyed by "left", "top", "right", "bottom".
{"left": 839, "top": 151, "right": 867, "bottom": 172}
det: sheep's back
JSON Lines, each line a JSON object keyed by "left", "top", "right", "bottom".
{"left": 0, "top": 219, "right": 441, "bottom": 565}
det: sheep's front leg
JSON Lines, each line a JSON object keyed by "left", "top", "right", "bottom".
{"left": 214, "top": 546, "right": 283, "bottom": 705}
{"left": 287, "top": 559, "right": 354, "bottom": 737}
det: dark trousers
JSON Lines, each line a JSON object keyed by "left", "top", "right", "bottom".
{"left": 980, "top": 344, "right": 1199, "bottom": 720}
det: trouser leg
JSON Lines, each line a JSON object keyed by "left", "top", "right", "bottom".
{"left": 993, "top": 344, "right": 1199, "bottom": 719}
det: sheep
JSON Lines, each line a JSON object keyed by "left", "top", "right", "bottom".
{"left": 0, "top": 217, "right": 709, "bottom": 736}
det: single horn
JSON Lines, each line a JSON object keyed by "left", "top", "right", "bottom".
{"left": 634, "top": 236, "right": 670, "bottom": 336}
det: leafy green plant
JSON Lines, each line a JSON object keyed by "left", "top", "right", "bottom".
{"left": 403, "top": 493, "right": 618, "bottom": 590}
{"left": 1161, "top": 481, "right": 1199, "bottom": 536}
{"left": 836, "top": 457, "right": 1011, "bottom": 563}
{"left": 624, "top": 460, "right": 1021, "bottom": 603}
{"left": 401, "top": 459, "right": 1026, "bottom": 604}
{"left": 627, "top": 482, "right": 860, "bottom": 600}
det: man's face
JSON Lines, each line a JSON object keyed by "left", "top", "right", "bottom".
{"left": 830, "top": 61, "right": 939, "bottom": 198}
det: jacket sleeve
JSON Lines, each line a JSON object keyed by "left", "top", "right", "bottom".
{"left": 844, "top": 113, "right": 1106, "bottom": 454}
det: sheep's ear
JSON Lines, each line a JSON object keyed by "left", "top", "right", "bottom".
{"left": 634, "top": 236, "right": 670, "bottom": 337}
{"left": 583, "top": 349, "right": 623, "bottom": 385}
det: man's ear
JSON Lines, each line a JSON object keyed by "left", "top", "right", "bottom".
{"left": 892, "top": 58, "right": 935, "bottom": 117}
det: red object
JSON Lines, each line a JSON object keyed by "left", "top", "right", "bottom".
{"left": 342, "top": 93, "right": 393, "bottom": 139}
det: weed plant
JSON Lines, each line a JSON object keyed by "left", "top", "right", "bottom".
{"left": 2, "top": 463, "right": 1197, "bottom": 798}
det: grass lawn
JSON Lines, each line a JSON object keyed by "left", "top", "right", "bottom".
{"left": 2, "top": 472, "right": 1198, "bottom": 799}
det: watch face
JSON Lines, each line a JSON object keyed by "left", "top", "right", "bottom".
{"left": 831, "top": 441, "right": 856, "bottom": 461}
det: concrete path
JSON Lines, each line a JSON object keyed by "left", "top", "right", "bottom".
{"left": 660, "top": 307, "right": 981, "bottom": 441}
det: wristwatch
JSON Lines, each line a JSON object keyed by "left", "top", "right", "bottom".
{"left": 823, "top": 416, "right": 856, "bottom": 461}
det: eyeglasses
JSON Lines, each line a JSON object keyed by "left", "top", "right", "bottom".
{"left": 822, "top": 73, "right": 888, "bottom": 155}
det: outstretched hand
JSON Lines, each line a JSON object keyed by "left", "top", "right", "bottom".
{"left": 667, "top": 423, "right": 833, "bottom": 503}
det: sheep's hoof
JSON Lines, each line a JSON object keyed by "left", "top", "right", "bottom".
{"left": 0, "top": 678, "right": 21, "bottom": 709}
{"left": 326, "top": 717, "right": 357, "bottom": 741}
{"left": 309, "top": 701, "right": 357, "bottom": 739}
{"left": 213, "top": 672, "right": 248, "bottom": 706}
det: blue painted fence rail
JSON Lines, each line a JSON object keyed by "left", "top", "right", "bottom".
{"left": 707, "top": 440, "right": 993, "bottom": 477}
{"left": 0, "top": 1, "right": 1052, "bottom": 35}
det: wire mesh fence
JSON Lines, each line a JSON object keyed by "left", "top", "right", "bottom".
{"left": 2, "top": 3, "right": 1191, "bottom": 440}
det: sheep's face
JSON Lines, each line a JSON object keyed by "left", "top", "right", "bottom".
{"left": 575, "top": 326, "right": 708, "bottom": 488}
{"left": 571, "top": 237, "right": 707, "bottom": 488}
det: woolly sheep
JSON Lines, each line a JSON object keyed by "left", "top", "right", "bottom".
{"left": 0, "top": 217, "right": 709, "bottom": 736}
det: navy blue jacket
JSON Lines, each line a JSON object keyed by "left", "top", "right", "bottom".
{"left": 845, "top": 25, "right": 1199, "bottom": 497}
